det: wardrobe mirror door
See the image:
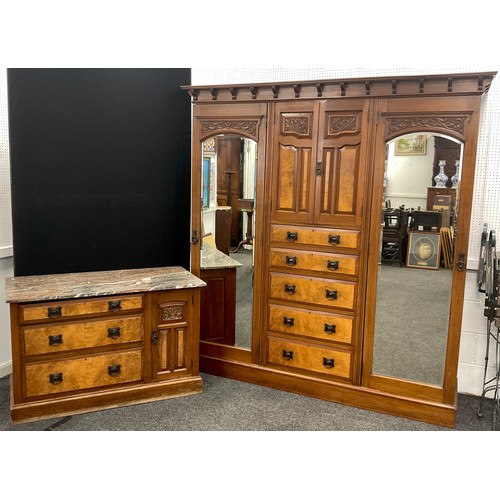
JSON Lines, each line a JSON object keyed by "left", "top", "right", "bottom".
{"left": 372, "top": 133, "right": 463, "bottom": 386}
{"left": 200, "top": 134, "right": 258, "bottom": 350}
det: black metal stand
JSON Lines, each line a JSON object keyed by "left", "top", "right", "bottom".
{"left": 477, "top": 226, "right": 500, "bottom": 430}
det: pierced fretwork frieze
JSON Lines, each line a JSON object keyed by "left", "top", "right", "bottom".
{"left": 383, "top": 114, "right": 469, "bottom": 139}
{"left": 200, "top": 120, "right": 259, "bottom": 140}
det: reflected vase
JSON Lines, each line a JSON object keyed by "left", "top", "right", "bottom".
{"left": 434, "top": 160, "right": 449, "bottom": 188}
{"left": 451, "top": 160, "right": 460, "bottom": 188}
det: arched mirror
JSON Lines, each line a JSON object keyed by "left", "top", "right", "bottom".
{"left": 371, "top": 132, "right": 463, "bottom": 387}
{"left": 199, "top": 133, "right": 258, "bottom": 350}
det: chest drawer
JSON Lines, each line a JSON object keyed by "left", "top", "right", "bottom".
{"left": 271, "top": 225, "right": 360, "bottom": 251}
{"left": 267, "top": 337, "right": 352, "bottom": 380}
{"left": 270, "top": 272, "right": 356, "bottom": 311}
{"left": 20, "top": 294, "right": 144, "bottom": 323}
{"left": 270, "top": 247, "right": 358, "bottom": 277}
{"left": 22, "top": 315, "right": 144, "bottom": 356}
{"left": 24, "top": 348, "right": 143, "bottom": 398}
{"left": 268, "top": 304, "right": 353, "bottom": 345}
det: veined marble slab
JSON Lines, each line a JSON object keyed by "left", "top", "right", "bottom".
{"left": 5, "top": 266, "right": 206, "bottom": 304}
{"left": 201, "top": 244, "right": 242, "bottom": 270}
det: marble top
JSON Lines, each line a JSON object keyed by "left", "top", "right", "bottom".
{"left": 5, "top": 266, "right": 206, "bottom": 304}
{"left": 201, "top": 244, "right": 242, "bottom": 270}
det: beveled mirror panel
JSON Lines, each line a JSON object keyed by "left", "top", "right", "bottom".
{"left": 200, "top": 134, "right": 258, "bottom": 350}
{"left": 372, "top": 133, "right": 463, "bottom": 386}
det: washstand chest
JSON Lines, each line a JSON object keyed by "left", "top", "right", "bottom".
{"left": 5, "top": 266, "right": 206, "bottom": 423}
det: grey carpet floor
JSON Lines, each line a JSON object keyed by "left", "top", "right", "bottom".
{"left": 232, "top": 248, "right": 253, "bottom": 349}
{"left": 373, "top": 263, "right": 452, "bottom": 386}
{"left": 0, "top": 373, "right": 495, "bottom": 431}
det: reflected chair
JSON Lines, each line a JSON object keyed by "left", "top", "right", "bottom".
{"left": 381, "top": 207, "right": 410, "bottom": 267}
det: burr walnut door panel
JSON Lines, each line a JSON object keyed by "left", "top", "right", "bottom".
{"left": 315, "top": 99, "right": 370, "bottom": 228}
{"left": 271, "top": 101, "right": 320, "bottom": 225}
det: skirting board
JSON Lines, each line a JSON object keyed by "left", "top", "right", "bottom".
{"left": 0, "top": 361, "right": 12, "bottom": 379}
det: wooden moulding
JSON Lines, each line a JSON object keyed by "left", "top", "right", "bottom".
{"left": 10, "top": 376, "right": 203, "bottom": 424}
{"left": 199, "top": 357, "right": 456, "bottom": 428}
{"left": 182, "top": 72, "right": 497, "bottom": 103}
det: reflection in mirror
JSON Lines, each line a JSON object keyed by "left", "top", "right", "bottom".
{"left": 200, "top": 134, "right": 257, "bottom": 350}
{"left": 372, "top": 133, "right": 463, "bottom": 386}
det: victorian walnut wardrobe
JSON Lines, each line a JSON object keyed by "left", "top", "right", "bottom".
{"left": 183, "top": 72, "right": 496, "bottom": 427}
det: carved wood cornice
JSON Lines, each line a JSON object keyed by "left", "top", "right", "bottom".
{"left": 198, "top": 117, "right": 261, "bottom": 141}
{"left": 382, "top": 113, "right": 471, "bottom": 141}
{"left": 183, "top": 72, "right": 496, "bottom": 103}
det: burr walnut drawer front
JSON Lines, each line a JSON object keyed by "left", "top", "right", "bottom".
{"left": 271, "top": 225, "right": 360, "bottom": 251}
{"left": 21, "top": 315, "right": 144, "bottom": 356}
{"left": 24, "top": 348, "right": 143, "bottom": 398}
{"left": 19, "top": 294, "right": 144, "bottom": 323}
{"left": 270, "top": 247, "right": 358, "bottom": 277}
{"left": 270, "top": 272, "right": 356, "bottom": 311}
{"left": 268, "top": 304, "right": 353, "bottom": 345}
{"left": 267, "top": 337, "right": 352, "bottom": 380}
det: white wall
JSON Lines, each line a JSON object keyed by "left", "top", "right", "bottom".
{"left": 385, "top": 136, "right": 434, "bottom": 210}
{"left": 0, "top": 257, "right": 13, "bottom": 377}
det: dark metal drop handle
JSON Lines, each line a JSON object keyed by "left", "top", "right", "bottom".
{"left": 325, "top": 289, "right": 338, "bottom": 300}
{"left": 286, "top": 231, "right": 298, "bottom": 242}
{"left": 323, "top": 357, "right": 335, "bottom": 368}
{"left": 47, "top": 306, "right": 62, "bottom": 319}
{"left": 324, "top": 323, "right": 336, "bottom": 334}
{"left": 328, "top": 235, "right": 341, "bottom": 245}
{"left": 108, "top": 364, "right": 121, "bottom": 377}
{"left": 283, "top": 316, "right": 295, "bottom": 327}
{"left": 48, "top": 334, "right": 63, "bottom": 346}
{"left": 327, "top": 260, "right": 339, "bottom": 271}
{"left": 108, "top": 300, "right": 122, "bottom": 312}
{"left": 107, "top": 327, "right": 121, "bottom": 339}
{"left": 151, "top": 331, "right": 159, "bottom": 343}
{"left": 286, "top": 256, "right": 297, "bottom": 266}
{"left": 282, "top": 350, "right": 294, "bottom": 360}
{"left": 49, "top": 372, "right": 63, "bottom": 385}
{"left": 284, "top": 284, "right": 296, "bottom": 295}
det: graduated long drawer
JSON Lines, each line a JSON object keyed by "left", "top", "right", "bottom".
{"left": 24, "top": 348, "right": 143, "bottom": 398}
{"left": 269, "top": 272, "right": 356, "bottom": 311}
{"left": 19, "top": 294, "right": 144, "bottom": 323}
{"left": 22, "top": 315, "right": 144, "bottom": 356}
{"left": 268, "top": 337, "right": 352, "bottom": 380}
{"left": 270, "top": 247, "right": 358, "bottom": 277}
{"left": 271, "top": 224, "right": 360, "bottom": 251}
{"left": 268, "top": 304, "right": 353, "bottom": 345}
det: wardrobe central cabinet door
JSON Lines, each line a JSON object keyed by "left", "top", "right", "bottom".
{"left": 315, "top": 99, "right": 369, "bottom": 228}
{"left": 271, "top": 101, "right": 320, "bottom": 224}
{"left": 271, "top": 99, "right": 369, "bottom": 228}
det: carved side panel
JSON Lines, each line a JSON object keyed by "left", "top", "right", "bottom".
{"left": 159, "top": 301, "right": 186, "bottom": 324}
{"left": 383, "top": 114, "right": 470, "bottom": 140}
{"left": 280, "top": 113, "right": 313, "bottom": 138}
{"left": 327, "top": 113, "right": 361, "bottom": 136}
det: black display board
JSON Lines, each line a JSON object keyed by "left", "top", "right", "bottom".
{"left": 8, "top": 68, "right": 192, "bottom": 277}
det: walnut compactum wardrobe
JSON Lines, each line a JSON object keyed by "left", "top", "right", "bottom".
{"left": 183, "top": 72, "right": 496, "bottom": 427}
